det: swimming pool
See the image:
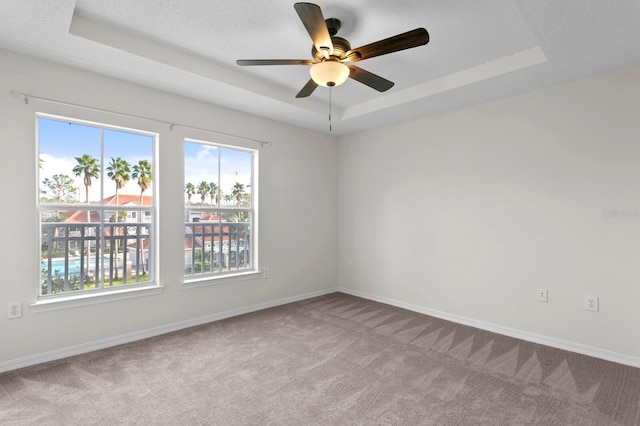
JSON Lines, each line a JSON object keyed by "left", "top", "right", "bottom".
{"left": 41, "top": 258, "right": 113, "bottom": 276}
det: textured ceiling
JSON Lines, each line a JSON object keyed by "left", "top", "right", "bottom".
{"left": 1, "top": 0, "right": 639, "bottom": 135}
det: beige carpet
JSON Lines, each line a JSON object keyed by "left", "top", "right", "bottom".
{"left": 1, "top": 292, "right": 639, "bottom": 425}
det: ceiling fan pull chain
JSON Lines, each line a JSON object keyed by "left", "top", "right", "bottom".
{"left": 329, "top": 85, "right": 332, "bottom": 132}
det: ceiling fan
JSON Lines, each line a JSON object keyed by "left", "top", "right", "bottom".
{"left": 236, "top": 2, "right": 430, "bottom": 98}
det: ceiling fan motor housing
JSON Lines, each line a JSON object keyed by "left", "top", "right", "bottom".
{"left": 312, "top": 36, "right": 351, "bottom": 62}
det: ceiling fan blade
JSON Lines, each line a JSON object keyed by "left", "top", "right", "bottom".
{"left": 348, "top": 66, "right": 394, "bottom": 92}
{"left": 345, "top": 28, "right": 429, "bottom": 62}
{"left": 296, "top": 79, "right": 319, "bottom": 98}
{"left": 294, "top": 2, "right": 334, "bottom": 55}
{"left": 237, "top": 59, "right": 315, "bottom": 66}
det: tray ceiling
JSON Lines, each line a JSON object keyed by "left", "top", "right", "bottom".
{"left": 1, "top": 0, "right": 639, "bottom": 135}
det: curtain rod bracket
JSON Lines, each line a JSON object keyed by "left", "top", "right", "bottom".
{"left": 10, "top": 89, "right": 28, "bottom": 104}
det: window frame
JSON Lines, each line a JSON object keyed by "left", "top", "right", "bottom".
{"left": 34, "top": 112, "right": 159, "bottom": 307}
{"left": 182, "top": 137, "right": 260, "bottom": 287}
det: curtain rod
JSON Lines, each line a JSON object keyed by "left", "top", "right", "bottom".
{"left": 10, "top": 89, "right": 272, "bottom": 148}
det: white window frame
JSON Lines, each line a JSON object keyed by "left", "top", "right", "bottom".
{"left": 33, "top": 113, "right": 160, "bottom": 311}
{"left": 183, "top": 138, "right": 260, "bottom": 287}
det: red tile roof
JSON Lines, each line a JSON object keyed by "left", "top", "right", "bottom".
{"left": 59, "top": 195, "right": 153, "bottom": 223}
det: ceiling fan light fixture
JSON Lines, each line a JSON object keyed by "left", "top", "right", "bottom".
{"left": 310, "top": 60, "right": 350, "bottom": 87}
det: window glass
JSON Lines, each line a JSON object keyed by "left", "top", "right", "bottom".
{"left": 38, "top": 115, "right": 155, "bottom": 296}
{"left": 184, "top": 140, "right": 255, "bottom": 279}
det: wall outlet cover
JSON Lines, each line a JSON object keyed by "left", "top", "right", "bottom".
{"left": 585, "top": 295, "right": 599, "bottom": 312}
{"left": 536, "top": 289, "right": 548, "bottom": 303}
{"left": 8, "top": 302, "right": 22, "bottom": 319}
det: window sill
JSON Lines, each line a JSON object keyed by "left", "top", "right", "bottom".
{"left": 182, "top": 270, "right": 262, "bottom": 289}
{"left": 30, "top": 284, "right": 164, "bottom": 313}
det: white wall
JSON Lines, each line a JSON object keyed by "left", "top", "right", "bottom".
{"left": 0, "top": 48, "right": 338, "bottom": 366}
{"left": 2, "top": 45, "right": 638, "bottom": 369}
{"left": 338, "top": 65, "right": 640, "bottom": 361}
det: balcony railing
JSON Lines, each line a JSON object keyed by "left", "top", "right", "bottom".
{"left": 41, "top": 222, "right": 151, "bottom": 295}
{"left": 40, "top": 220, "right": 252, "bottom": 295}
{"left": 184, "top": 220, "right": 251, "bottom": 277}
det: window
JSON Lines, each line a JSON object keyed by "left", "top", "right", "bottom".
{"left": 38, "top": 115, "right": 156, "bottom": 297}
{"left": 184, "top": 139, "right": 256, "bottom": 281}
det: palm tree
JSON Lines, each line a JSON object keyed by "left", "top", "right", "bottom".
{"left": 132, "top": 159, "right": 152, "bottom": 274}
{"left": 196, "top": 181, "right": 209, "bottom": 205}
{"left": 106, "top": 157, "right": 131, "bottom": 280}
{"left": 72, "top": 154, "right": 100, "bottom": 277}
{"left": 72, "top": 154, "right": 100, "bottom": 210}
{"left": 132, "top": 160, "right": 152, "bottom": 208}
{"left": 185, "top": 182, "right": 195, "bottom": 205}
{"left": 106, "top": 157, "right": 131, "bottom": 206}
{"left": 209, "top": 182, "right": 219, "bottom": 206}
{"left": 231, "top": 182, "right": 245, "bottom": 206}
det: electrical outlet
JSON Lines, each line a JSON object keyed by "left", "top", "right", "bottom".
{"left": 7, "top": 302, "right": 22, "bottom": 319}
{"left": 585, "top": 295, "right": 599, "bottom": 312}
{"left": 346, "top": 259, "right": 353, "bottom": 269}
{"left": 536, "top": 289, "right": 548, "bottom": 303}
{"left": 262, "top": 267, "right": 270, "bottom": 279}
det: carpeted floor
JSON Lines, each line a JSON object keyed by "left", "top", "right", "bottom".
{"left": 1, "top": 292, "right": 639, "bottom": 425}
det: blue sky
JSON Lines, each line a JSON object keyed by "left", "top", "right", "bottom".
{"left": 39, "top": 117, "right": 154, "bottom": 202}
{"left": 39, "top": 118, "right": 153, "bottom": 158}
{"left": 184, "top": 141, "right": 253, "bottom": 203}
{"left": 39, "top": 117, "right": 253, "bottom": 203}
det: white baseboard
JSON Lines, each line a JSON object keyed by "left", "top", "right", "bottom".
{"left": 0, "top": 287, "right": 338, "bottom": 374}
{"left": 5, "top": 286, "right": 637, "bottom": 373}
{"left": 338, "top": 287, "right": 640, "bottom": 369}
